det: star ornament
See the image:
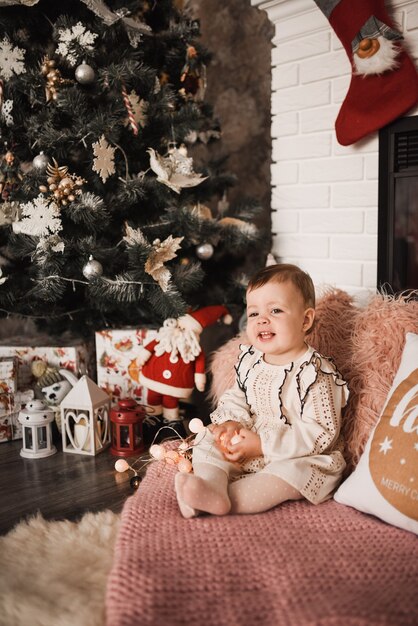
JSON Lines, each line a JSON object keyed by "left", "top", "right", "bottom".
{"left": 147, "top": 146, "right": 207, "bottom": 194}
{"left": 379, "top": 436, "right": 393, "bottom": 455}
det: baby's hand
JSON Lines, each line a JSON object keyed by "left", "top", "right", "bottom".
{"left": 223, "top": 428, "right": 262, "bottom": 464}
{"left": 210, "top": 420, "right": 243, "bottom": 451}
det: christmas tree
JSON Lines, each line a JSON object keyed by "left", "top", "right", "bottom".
{"left": 0, "top": 0, "right": 268, "bottom": 338}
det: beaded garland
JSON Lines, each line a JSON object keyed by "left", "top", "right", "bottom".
{"left": 114, "top": 417, "right": 207, "bottom": 489}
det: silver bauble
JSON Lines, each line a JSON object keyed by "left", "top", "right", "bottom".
{"left": 196, "top": 242, "right": 214, "bottom": 260}
{"left": 75, "top": 62, "right": 95, "bottom": 85}
{"left": 32, "top": 151, "right": 49, "bottom": 170}
{"left": 82, "top": 256, "right": 103, "bottom": 280}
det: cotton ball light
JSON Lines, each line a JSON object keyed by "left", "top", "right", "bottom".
{"left": 149, "top": 444, "right": 165, "bottom": 460}
{"left": 115, "top": 459, "right": 130, "bottom": 473}
{"left": 188, "top": 418, "right": 205, "bottom": 434}
{"left": 165, "top": 450, "right": 180, "bottom": 465}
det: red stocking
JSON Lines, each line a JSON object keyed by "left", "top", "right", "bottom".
{"left": 313, "top": 0, "right": 418, "bottom": 145}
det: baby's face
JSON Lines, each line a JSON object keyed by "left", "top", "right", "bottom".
{"left": 246, "top": 280, "right": 314, "bottom": 365}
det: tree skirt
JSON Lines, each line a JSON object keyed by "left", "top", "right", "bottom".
{"left": 106, "top": 460, "right": 418, "bottom": 626}
{"left": 0, "top": 510, "right": 120, "bottom": 626}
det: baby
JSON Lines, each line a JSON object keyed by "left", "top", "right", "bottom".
{"left": 175, "top": 263, "right": 349, "bottom": 517}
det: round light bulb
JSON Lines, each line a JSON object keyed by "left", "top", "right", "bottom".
{"left": 115, "top": 459, "right": 130, "bottom": 473}
{"left": 189, "top": 418, "right": 205, "bottom": 434}
{"left": 149, "top": 444, "right": 165, "bottom": 460}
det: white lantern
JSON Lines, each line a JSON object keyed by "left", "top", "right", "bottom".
{"left": 60, "top": 375, "right": 111, "bottom": 456}
{"left": 18, "top": 399, "right": 57, "bottom": 459}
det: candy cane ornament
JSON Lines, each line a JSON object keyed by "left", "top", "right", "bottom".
{"left": 121, "top": 83, "right": 139, "bottom": 136}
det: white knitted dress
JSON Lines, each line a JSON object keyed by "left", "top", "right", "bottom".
{"left": 196, "top": 344, "right": 349, "bottom": 504}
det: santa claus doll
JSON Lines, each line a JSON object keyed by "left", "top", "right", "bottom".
{"left": 136, "top": 305, "right": 232, "bottom": 423}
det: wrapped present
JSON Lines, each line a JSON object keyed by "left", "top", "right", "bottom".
{"left": 0, "top": 392, "right": 14, "bottom": 417}
{"left": 0, "top": 415, "right": 12, "bottom": 442}
{"left": 0, "top": 356, "right": 17, "bottom": 394}
{"left": 0, "top": 340, "right": 89, "bottom": 389}
{"left": 95, "top": 328, "right": 158, "bottom": 402}
{"left": 0, "top": 388, "right": 34, "bottom": 442}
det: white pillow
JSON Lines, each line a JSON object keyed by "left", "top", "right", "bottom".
{"left": 334, "top": 332, "right": 418, "bottom": 534}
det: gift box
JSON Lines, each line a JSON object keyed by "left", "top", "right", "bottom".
{"left": 95, "top": 328, "right": 158, "bottom": 402}
{"left": 0, "top": 389, "right": 34, "bottom": 442}
{"left": 0, "top": 340, "right": 89, "bottom": 389}
{"left": 0, "top": 356, "right": 17, "bottom": 394}
{"left": 0, "top": 392, "right": 14, "bottom": 417}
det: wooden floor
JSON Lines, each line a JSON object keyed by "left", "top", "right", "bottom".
{"left": 0, "top": 438, "right": 145, "bottom": 536}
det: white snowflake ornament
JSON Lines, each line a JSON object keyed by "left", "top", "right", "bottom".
{"left": 13, "top": 195, "right": 62, "bottom": 237}
{"left": 57, "top": 22, "right": 98, "bottom": 67}
{"left": 0, "top": 38, "right": 26, "bottom": 80}
{"left": 92, "top": 135, "right": 116, "bottom": 183}
{"left": 1, "top": 99, "right": 13, "bottom": 126}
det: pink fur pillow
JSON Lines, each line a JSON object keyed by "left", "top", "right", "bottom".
{"left": 343, "top": 293, "right": 418, "bottom": 468}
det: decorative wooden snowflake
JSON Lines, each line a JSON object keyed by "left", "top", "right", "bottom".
{"left": 13, "top": 195, "right": 62, "bottom": 237}
{"left": 0, "top": 38, "right": 26, "bottom": 80}
{"left": 92, "top": 135, "right": 116, "bottom": 183}
{"left": 57, "top": 21, "right": 98, "bottom": 66}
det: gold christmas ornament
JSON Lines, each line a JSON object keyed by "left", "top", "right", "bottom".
{"left": 189, "top": 203, "right": 213, "bottom": 220}
{"left": 39, "top": 158, "right": 85, "bottom": 206}
{"left": 41, "top": 56, "right": 72, "bottom": 102}
{"left": 144, "top": 235, "right": 184, "bottom": 291}
{"left": 123, "top": 224, "right": 183, "bottom": 292}
{"left": 219, "top": 216, "right": 258, "bottom": 236}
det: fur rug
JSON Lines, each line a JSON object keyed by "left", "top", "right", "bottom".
{"left": 0, "top": 510, "right": 120, "bottom": 626}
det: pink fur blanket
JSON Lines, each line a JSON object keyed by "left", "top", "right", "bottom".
{"left": 106, "top": 459, "right": 418, "bottom": 626}
{"left": 105, "top": 290, "right": 418, "bottom": 626}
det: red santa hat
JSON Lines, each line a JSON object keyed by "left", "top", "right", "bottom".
{"left": 179, "top": 305, "right": 232, "bottom": 333}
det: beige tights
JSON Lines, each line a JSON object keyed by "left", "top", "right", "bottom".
{"left": 175, "top": 463, "right": 231, "bottom": 518}
{"left": 175, "top": 464, "right": 302, "bottom": 518}
{"left": 229, "top": 473, "right": 302, "bottom": 514}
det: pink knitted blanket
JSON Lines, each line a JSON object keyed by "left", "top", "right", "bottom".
{"left": 106, "top": 460, "right": 418, "bottom": 626}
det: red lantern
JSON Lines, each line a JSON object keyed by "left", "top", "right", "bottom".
{"left": 110, "top": 398, "right": 145, "bottom": 457}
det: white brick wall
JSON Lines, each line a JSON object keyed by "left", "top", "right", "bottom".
{"left": 251, "top": 0, "right": 418, "bottom": 296}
